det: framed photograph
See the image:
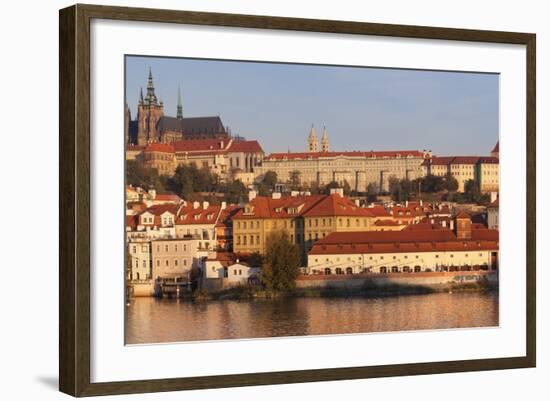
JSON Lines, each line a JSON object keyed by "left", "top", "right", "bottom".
{"left": 59, "top": 4, "right": 536, "bottom": 397}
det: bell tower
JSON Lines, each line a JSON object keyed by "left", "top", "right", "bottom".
{"left": 136, "top": 67, "right": 164, "bottom": 145}
{"left": 307, "top": 124, "right": 318, "bottom": 152}
{"left": 321, "top": 126, "right": 330, "bottom": 152}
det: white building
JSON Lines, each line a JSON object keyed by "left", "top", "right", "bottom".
{"left": 308, "top": 216, "right": 499, "bottom": 274}
{"left": 128, "top": 241, "right": 151, "bottom": 281}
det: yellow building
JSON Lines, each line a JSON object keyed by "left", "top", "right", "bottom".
{"left": 232, "top": 193, "right": 392, "bottom": 261}
{"left": 423, "top": 155, "right": 499, "bottom": 193}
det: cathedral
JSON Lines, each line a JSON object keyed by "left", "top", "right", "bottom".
{"left": 125, "top": 68, "right": 229, "bottom": 145}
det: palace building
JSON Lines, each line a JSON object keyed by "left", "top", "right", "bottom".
{"left": 256, "top": 126, "right": 430, "bottom": 193}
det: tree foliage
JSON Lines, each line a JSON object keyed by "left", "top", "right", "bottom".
{"left": 258, "top": 170, "right": 278, "bottom": 196}
{"left": 126, "top": 160, "right": 167, "bottom": 192}
{"left": 288, "top": 170, "right": 302, "bottom": 190}
{"left": 261, "top": 231, "right": 301, "bottom": 292}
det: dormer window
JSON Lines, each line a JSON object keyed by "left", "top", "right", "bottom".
{"left": 194, "top": 214, "right": 200, "bottom": 220}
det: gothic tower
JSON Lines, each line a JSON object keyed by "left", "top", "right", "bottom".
{"left": 307, "top": 124, "right": 318, "bottom": 152}
{"left": 124, "top": 103, "right": 131, "bottom": 144}
{"left": 321, "top": 126, "right": 330, "bottom": 152}
{"left": 176, "top": 86, "right": 183, "bottom": 120}
{"left": 136, "top": 68, "right": 164, "bottom": 145}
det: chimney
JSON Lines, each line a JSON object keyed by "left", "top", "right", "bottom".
{"left": 442, "top": 220, "right": 446, "bottom": 228}
{"left": 291, "top": 191, "right": 299, "bottom": 197}
{"left": 272, "top": 192, "right": 282, "bottom": 199}
{"left": 202, "top": 201, "right": 209, "bottom": 210}
{"left": 221, "top": 201, "right": 227, "bottom": 210}
{"left": 450, "top": 220, "right": 454, "bottom": 230}
{"left": 419, "top": 199, "right": 423, "bottom": 206}
{"left": 193, "top": 201, "right": 200, "bottom": 209}
{"left": 355, "top": 199, "right": 360, "bottom": 207}
{"left": 248, "top": 190, "right": 257, "bottom": 201}
{"left": 405, "top": 200, "right": 409, "bottom": 207}
{"left": 220, "top": 140, "right": 224, "bottom": 149}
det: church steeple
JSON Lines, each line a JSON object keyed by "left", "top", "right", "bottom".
{"left": 145, "top": 67, "right": 158, "bottom": 104}
{"left": 176, "top": 86, "right": 183, "bottom": 119}
{"left": 139, "top": 87, "right": 144, "bottom": 104}
{"left": 321, "top": 126, "right": 330, "bottom": 152}
{"left": 307, "top": 124, "right": 318, "bottom": 152}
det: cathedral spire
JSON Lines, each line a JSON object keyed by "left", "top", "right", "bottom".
{"left": 321, "top": 126, "right": 330, "bottom": 152}
{"left": 139, "top": 87, "right": 144, "bottom": 104}
{"left": 176, "top": 86, "right": 183, "bottom": 119}
{"left": 145, "top": 67, "right": 157, "bottom": 104}
{"left": 307, "top": 124, "right": 318, "bottom": 152}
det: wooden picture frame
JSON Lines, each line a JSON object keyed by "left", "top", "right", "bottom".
{"left": 59, "top": 3, "right": 536, "bottom": 397}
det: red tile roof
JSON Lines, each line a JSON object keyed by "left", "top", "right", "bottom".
{"left": 310, "top": 225, "right": 498, "bottom": 255}
{"left": 492, "top": 141, "right": 499, "bottom": 153}
{"left": 176, "top": 204, "right": 222, "bottom": 225}
{"left": 142, "top": 204, "right": 181, "bottom": 216}
{"left": 265, "top": 150, "right": 425, "bottom": 160}
{"left": 173, "top": 138, "right": 227, "bottom": 152}
{"left": 172, "top": 138, "right": 264, "bottom": 155}
{"left": 143, "top": 143, "right": 175, "bottom": 153}
{"left": 216, "top": 205, "right": 242, "bottom": 227}
{"left": 154, "top": 193, "right": 182, "bottom": 202}
{"left": 301, "top": 194, "right": 377, "bottom": 218}
{"left": 234, "top": 195, "right": 326, "bottom": 219}
{"left": 228, "top": 140, "right": 264, "bottom": 153}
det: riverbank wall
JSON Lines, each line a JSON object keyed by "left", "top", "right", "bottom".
{"left": 295, "top": 271, "right": 498, "bottom": 291}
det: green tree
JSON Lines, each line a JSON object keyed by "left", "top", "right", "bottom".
{"left": 443, "top": 173, "right": 459, "bottom": 192}
{"left": 126, "top": 160, "right": 166, "bottom": 192}
{"left": 257, "top": 171, "right": 278, "bottom": 196}
{"left": 289, "top": 170, "right": 302, "bottom": 190}
{"left": 247, "top": 251, "right": 264, "bottom": 268}
{"left": 366, "top": 182, "right": 379, "bottom": 202}
{"left": 323, "top": 180, "right": 351, "bottom": 195}
{"left": 261, "top": 231, "right": 301, "bottom": 292}
{"left": 225, "top": 180, "right": 247, "bottom": 204}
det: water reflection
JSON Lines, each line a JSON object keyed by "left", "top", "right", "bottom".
{"left": 125, "top": 292, "right": 499, "bottom": 344}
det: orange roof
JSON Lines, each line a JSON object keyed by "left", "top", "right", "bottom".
{"left": 491, "top": 141, "right": 499, "bottom": 153}
{"left": 141, "top": 204, "right": 180, "bottom": 216}
{"left": 173, "top": 138, "right": 227, "bottom": 152}
{"left": 310, "top": 225, "right": 498, "bottom": 255}
{"left": 172, "top": 138, "right": 264, "bottom": 155}
{"left": 143, "top": 143, "right": 175, "bottom": 153}
{"left": 216, "top": 205, "right": 242, "bottom": 227}
{"left": 176, "top": 204, "right": 222, "bottom": 225}
{"left": 265, "top": 150, "right": 425, "bottom": 160}
{"left": 301, "top": 194, "right": 376, "bottom": 218}
{"left": 234, "top": 195, "right": 326, "bottom": 219}
{"left": 228, "top": 140, "right": 263, "bottom": 153}
{"left": 154, "top": 193, "right": 182, "bottom": 202}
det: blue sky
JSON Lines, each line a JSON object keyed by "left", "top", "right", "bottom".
{"left": 125, "top": 56, "right": 499, "bottom": 156}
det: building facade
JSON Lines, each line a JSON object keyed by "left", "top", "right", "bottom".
{"left": 150, "top": 238, "right": 196, "bottom": 280}
{"left": 308, "top": 216, "right": 499, "bottom": 274}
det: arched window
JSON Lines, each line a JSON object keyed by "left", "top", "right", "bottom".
{"left": 380, "top": 266, "right": 387, "bottom": 274}
{"left": 324, "top": 268, "right": 332, "bottom": 275}
{"left": 346, "top": 267, "right": 353, "bottom": 275}
{"left": 336, "top": 268, "right": 343, "bottom": 275}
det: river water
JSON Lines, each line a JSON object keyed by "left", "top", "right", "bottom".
{"left": 125, "top": 292, "right": 499, "bottom": 344}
